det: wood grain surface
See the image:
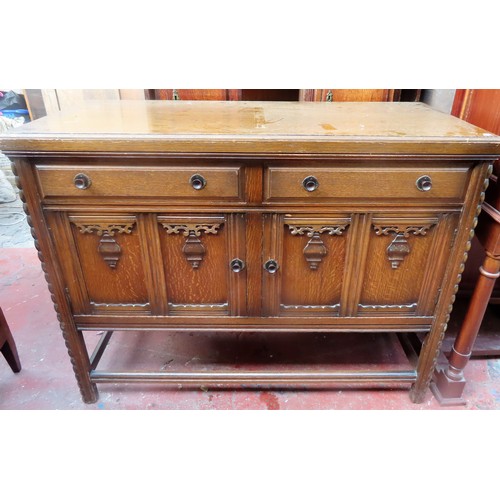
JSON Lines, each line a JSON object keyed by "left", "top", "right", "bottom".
{"left": 2, "top": 101, "right": 499, "bottom": 155}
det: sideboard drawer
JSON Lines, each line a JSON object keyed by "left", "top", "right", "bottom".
{"left": 264, "top": 165, "right": 471, "bottom": 203}
{"left": 35, "top": 164, "right": 244, "bottom": 203}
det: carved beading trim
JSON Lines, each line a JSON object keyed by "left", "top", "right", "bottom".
{"left": 358, "top": 303, "right": 418, "bottom": 310}
{"left": 168, "top": 303, "right": 228, "bottom": 309}
{"left": 73, "top": 222, "right": 136, "bottom": 236}
{"left": 161, "top": 223, "right": 222, "bottom": 236}
{"left": 91, "top": 302, "right": 150, "bottom": 308}
{"left": 419, "top": 166, "right": 493, "bottom": 395}
{"left": 11, "top": 161, "right": 94, "bottom": 402}
{"left": 287, "top": 224, "right": 348, "bottom": 237}
{"left": 280, "top": 304, "right": 340, "bottom": 310}
{"left": 373, "top": 224, "right": 435, "bottom": 237}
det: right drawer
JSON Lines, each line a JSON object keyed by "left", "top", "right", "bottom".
{"left": 264, "top": 162, "right": 472, "bottom": 204}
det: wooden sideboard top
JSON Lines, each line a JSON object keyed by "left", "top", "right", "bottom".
{"left": 1, "top": 101, "right": 500, "bottom": 156}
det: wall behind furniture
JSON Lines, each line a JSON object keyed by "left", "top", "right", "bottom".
{"left": 421, "top": 89, "right": 456, "bottom": 113}
{"left": 24, "top": 89, "right": 146, "bottom": 120}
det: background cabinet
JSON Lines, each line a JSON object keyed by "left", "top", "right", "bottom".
{"left": 452, "top": 89, "right": 500, "bottom": 300}
{"left": 22, "top": 89, "right": 422, "bottom": 121}
{"left": 152, "top": 89, "right": 420, "bottom": 102}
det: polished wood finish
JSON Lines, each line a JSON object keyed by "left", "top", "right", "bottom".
{"left": 451, "top": 89, "right": 500, "bottom": 295}
{"left": 35, "top": 163, "right": 244, "bottom": 202}
{"left": 0, "top": 307, "right": 21, "bottom": 373}
{"left": 432, "top": 90, "right": 500, "bottom": 404}
{"left": 432, "top": 251, "right": 500, "bottom": 405}
{"left": 153, "top": 89, "right": 393, "bottom": 103}
{"left": 3, "top": 101, "right": 499, "bottom": 156}
{"left": 1, "top": 101, "right": 498, "bottom": 404}
{"left": 452, "top": 90, "right": 500, "bottom": 134}
{"left": 264, "top": 163, "right": 470, "bottom": 203}
{"left": 241, "top": 89, "right": 300, "bottom": 101}
{"left": 154, "top": 89, "right": 241, "bottom": 101}
{"left": 300, "top": 89, "right": 395, "bottom": 102}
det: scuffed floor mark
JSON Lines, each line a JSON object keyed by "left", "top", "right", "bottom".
{"left": 259, "top": 391, "right": 280, "bottom": 410}
{"left": 490, "top": 389, "right": 500, "bottom": 403}
{"left": 487, "top": 359, "right": 500, "bottom": 380}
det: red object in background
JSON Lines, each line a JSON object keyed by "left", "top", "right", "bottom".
{"left": 432, "top": 89, "right": 500, "bottom": 405}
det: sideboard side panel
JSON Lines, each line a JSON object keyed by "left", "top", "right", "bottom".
{"left": 12, "top": 158, "right": 98, "bottom": 403}
{"left": 410, "top": 161, "right": 493, "bottom": 402}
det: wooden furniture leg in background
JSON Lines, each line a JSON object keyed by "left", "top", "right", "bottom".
{"left": 431, "top": 252, "right": 500, "bottom": 405}
{"left": 0, "top": 307, "right": 21, "bottom": 373}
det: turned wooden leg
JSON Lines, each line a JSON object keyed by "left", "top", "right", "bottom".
{"left": 431, "top": 252, "right": 500, "bottom": 405}
{"left": 62, "top": 325, "right": 99, "bottom": 404}
{"left": 0, "top": 308, "right": 21, "bottom": 373}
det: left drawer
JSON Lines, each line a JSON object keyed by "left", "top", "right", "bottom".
{"left": 35, "top": 164, "right": 244, "bottom": 203}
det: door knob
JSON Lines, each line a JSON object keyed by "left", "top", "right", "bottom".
{"left": 263, "top": 259, "right": 279, "bottom": 274}
{"left": 230, "top": 258, "right": 245, "bottom": 273}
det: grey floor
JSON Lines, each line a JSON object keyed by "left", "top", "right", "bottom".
{"left": 0, "top": 153, "right": 33, "bottom": 248}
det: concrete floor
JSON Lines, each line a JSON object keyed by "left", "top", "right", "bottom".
{"left": 0, "top": 154, "right": 33, "bottom": 248}
{"left": 1, "top": 154, "right": 499, "bottom": 409}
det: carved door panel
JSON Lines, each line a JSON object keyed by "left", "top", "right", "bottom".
{"left": 355, "top": 213, "right": 460, "bottom": 316}
{"left": 46, "top": 213, "right": 151, "bottom": 315}
{"left": 47, "top": 212, "right": 246, "bottom": 317}
{"left": 262, "top": 214, "right": 351, "bottom": 317}
{"left": 157, "top": 214, "right": 246, "bottom": 316}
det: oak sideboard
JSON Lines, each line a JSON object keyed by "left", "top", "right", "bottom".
{"left": 1, "top": 100, "right": 499, "bottom": 404}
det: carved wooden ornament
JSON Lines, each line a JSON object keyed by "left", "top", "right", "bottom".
{"left": 287, "top": 224, "right": 348, "bottom": 270}
{"left": 160, "top": 223, "right": 222, "bottom": 269}
{"left": 72, "top": 221, "right": 136, "bottom": 270}
{"left": 386, "top": 234, "right": 411, "bottom": 269}
{"left": 182, "top": 232, "right": 206, "bottom": 269}
{"left": 373, "top": 223, "right": 436, "bottom": 269}
{"left": 303, "top": 233, "right": 328, "bottom": 270}
{"left": 97, "top": 233, "right": 122, "bottom": 269}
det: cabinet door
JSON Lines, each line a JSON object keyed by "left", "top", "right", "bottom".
{"left": 47, "top": 212, "right": 151, "bottom": 315}
{"left": 354, "top": 213, "right": 460, "bottom": 316}
{"left": 261, "top": 212, "right": 459, "bottom": 319}
{"left": 262, "top": 214, "right": 351, "bottom": 317}
{"left": 154, "top": 89, "right": 241, "bottom": 100}
{"left": 300, "top": 89, "right": 395, "bottom": 102}
{"left": 47, "top": 212, "right": 246, "bottom": 317}
{"left": 156, "top": 214, "right": 246, "bottom": 316}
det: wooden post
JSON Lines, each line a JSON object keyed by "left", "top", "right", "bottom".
{"left": 431, "top": 252, "right": 500, "bottom": 404}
